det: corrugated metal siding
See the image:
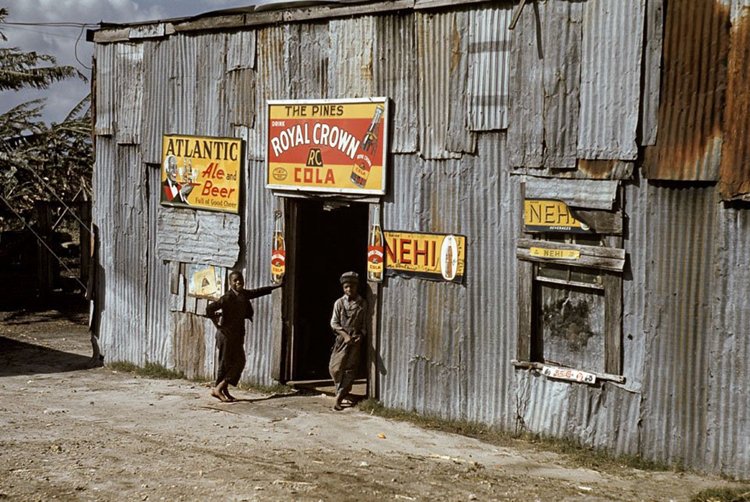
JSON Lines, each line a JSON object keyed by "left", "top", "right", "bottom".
{"left": 328, "top": 17, "right": 375, "bottom": 98}
{"left": 196, "top": 33, "right": 228, "bottom": 137}
{"left": 236, "top": 142, "right": 278, "bottom": 386}
{"left": 114, "top": 43, "right": 144, "bottom": 145}
{"left": 156, "top": 209, "right": 241, "bottom": 267}
{"left": 416, "top": 11, "right": 471, "bottom": 160}
{"left": 94, "top": 44, "right": 115, "bottom": 136}
{"left": 169, "top": 34, "right": 198, "bottom": 136}
{"left": 374, "top": 14, "right": 418, "bottom": 153}
{"left": 467, "top": 6, "right": 511, "bottom": 131}
{"left": 288, "top": 23, "right": 328, "bottom": 99}
{"left": 577, "top": 0, "right": 643, "bottom": 161}
{"left": 643, "top": 0, "right": 730, "bottom": 180}
{"left": 249, "top": 26, "right": 288, "bottom": 161}
{"left": 640, "top": 0, "right": 664, "bottom": 146}
{"left": 146, "top": 166, "right": 174, "bottom": 367}
{"left": 707, "top": 203, "right": 750, "bottom": 478}
{"left": 96, "top": 145, "right": 148, "bottom": 364}
{"left": 141, "top": 40, "right": 171, "bottom": 164}
{"left": 719, "top": 9, "right": 750, "bottom": 199}
{"left": 505, "top": 0, "right": 586, "bottom": 170}
{"left": 226, "top": 30, "right": 257, "bottom": 128}
{"left": 638, "top": 184, "right": 717, "bottom": 469}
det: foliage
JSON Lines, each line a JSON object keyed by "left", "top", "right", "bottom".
{"left": 0, "top": 8, "right": 92, "bottom": 232}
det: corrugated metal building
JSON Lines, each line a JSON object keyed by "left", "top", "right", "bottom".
{"left": 88, "top": 0, "right": 750, "bottom": 479}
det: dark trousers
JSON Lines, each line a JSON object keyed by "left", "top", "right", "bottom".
{"left": 216, "top": 331, "right": 246, "bottom": 386}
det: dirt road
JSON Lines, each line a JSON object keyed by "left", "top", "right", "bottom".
{"left": 0, "top": 306, "right": 744, "bottom": 501}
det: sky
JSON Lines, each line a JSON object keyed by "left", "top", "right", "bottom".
{"left": 1, "top": 0, "right": 250, "bottom": 124}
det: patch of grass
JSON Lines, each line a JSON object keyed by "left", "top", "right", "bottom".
{"left": 691, "top": 487, "right": 750, "bottom": 502}
{"left": 359, "top": 398, "right": 674, "bottom": 474}
{"left": 107, "top": 361, "right": 185, "bottom": 380}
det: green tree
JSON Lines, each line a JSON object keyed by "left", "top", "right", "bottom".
{"left": 0, "top": 7, "right": 92, "bottom": 232}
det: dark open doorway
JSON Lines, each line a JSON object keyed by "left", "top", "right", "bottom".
{"left": 287, "top": 199, "right": 368, "bottom": 382}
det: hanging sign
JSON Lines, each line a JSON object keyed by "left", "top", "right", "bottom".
{"left": 161, "top": 134, "right": 242, "bottom": 214}
{"left": 271, "top": 211, "right": 286, "bottom": 284}
{"left": 187, "top": 264, "right": 224, "bottom": 300}
{"left": 524, "top": 199, "right": 590, "bottom": 233}
{"left": 530, "top": 247, "right": 581, "bottom": 260}
{"left": 266, "top": 98, "right": 389, "bottom": 195}
{"left": 384, "top": 231, "right": 466, "bottom": 284}
{"left": 367, "top": 223, "right": 384, "bottom": 282}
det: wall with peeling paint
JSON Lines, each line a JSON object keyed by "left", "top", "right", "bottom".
{"left": 91, "top": 0, "right": 750, "bottom": 478}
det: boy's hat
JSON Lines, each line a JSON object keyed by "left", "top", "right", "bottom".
{"left": 340, "top": 271, "right": 359, "bottom": 284}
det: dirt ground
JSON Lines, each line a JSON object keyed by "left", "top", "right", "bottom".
{"left": 0, "top": 304, "right": 747, "bottom": 502}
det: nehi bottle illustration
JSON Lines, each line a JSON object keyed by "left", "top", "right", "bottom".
{"left": 367, "top": 210, "right": 384, "bottom": 282}
{"left": 440, "top": 235, "right": 457, "bottom": 281}
{"left": 350, "top": 105, "right": 385, "bottom": 188}
{"left": 271, "top": 211, "right": 286, "bottom": 284}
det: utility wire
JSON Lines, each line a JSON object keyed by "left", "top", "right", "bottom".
{"left": 20, "top": 164, "right": 93, "bottom": 234}
{"left": 0, "top": 193, "right": 88, "bottom": 291}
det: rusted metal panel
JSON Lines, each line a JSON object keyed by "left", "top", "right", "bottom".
{"left": 156, "top": 208, "right": 241, "bottom": 267}
{"left": 226, "top": 30, "right": 258, "bottom": 128}
{"left": 719, "top": 9, "right": 750, "bottom": 200}
{"left": 416, "top": 11, "right": 474, "bottom": 160}
{"left": 374, "top": 14, "right": 418, "bottom": 153}
{"left": 643, "top": 0, "right": 730, "bottom": 180}
{"left": 168, "top": 34, "right": 198, "bottom": 136}
{"left": 173, "top": 312, "right": 208, "bottom": 380}
{"left": 328, "top": 17, "right": 375, "bottom": 98}
{"left": 196, "top": 33, "right": 228, "bottom": 137}
{"left": 94, "top": 44, "right": 115, "bottom": 136}
{"left": 114, "top": 43, "right": 144, "bottom": 145}
{"left": 141, "top": 40, "right": 171, "bottom": 164}
{"left": 467, "top": 6, "right": 511, "bottom": 131}
{"left": 288, "top": 22, "right": 329, "bottom": 99}
{"left": 577, "top": 0, "right": 644, "bottom": 160}
{"left": 640, "top": 0, "right": 664, "bottom": 146}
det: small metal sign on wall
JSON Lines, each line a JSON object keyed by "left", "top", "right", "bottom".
{"left": 384, "top": 231, "right": 466, "bottom": 284}
{"left": 266, "top": 98, "right": 389, "bottom": 195}
{"left": 161, "top": 134, "right": 242, "bottom": 214}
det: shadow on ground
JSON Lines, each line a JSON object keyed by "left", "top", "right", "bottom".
{"left": 0, "top": 336, "right": 98, "bottom": 377}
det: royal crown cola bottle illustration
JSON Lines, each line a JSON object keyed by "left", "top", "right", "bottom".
{"left": 271, "top": 211, "right": 286, "bottom": 284}
{"left": 350, "top": 105, "right": 385, "bottom": 188}
{"left": 367, "top": 209, "right": 384, "bottom": 282}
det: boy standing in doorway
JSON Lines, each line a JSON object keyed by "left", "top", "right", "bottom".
{"left": 206, "top": 270, "right": 280, "bottom": 402}
{"left": 329, "top": 271, "right": 368, "bottom": 411}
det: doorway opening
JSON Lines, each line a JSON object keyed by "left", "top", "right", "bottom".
{"left": 287, "top": 198, "right": 369, "bottom": 385}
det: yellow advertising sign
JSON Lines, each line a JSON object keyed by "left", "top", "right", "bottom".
{"left": 524, "top": 199, "right": 589, "bottom": 233}
{"left": 384, "top": 231, "right": 466, "bottom": 283}
{"left": 530, "top": 247, "right": 581, "bottom": 260}
{"left": 266, "top": 98, "right": 389, "bottom": 195}
{"left": 161, "top": 134, "right": 242, "bottom": 214}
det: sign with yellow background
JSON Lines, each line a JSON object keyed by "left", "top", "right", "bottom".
{"left": 161, "top": 134, "right": 242, "bottom": 214}
{"left": 384, "top": 231, "right": 466, "bottom": 283}
{"left": 266, "top": 98, "right": 389, "bottom": 195}
{"left": 524, "top": 199, "right": 590, "bottom": 233}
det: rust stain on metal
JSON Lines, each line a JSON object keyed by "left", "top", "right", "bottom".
{"left": 577, "top": 160, "right": 624, "bottom": 180}
{"left": 720, "top": 11, "right": 750, "bottom": 200}
{"left": 643, "top": 0, "right": 730, "bottom": 181}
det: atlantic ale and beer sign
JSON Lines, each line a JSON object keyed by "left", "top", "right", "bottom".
{"left": 266, "top": 98, "right": 389, "bottom": 195}
{"left": 161, "top": 134, "right": 242, "bottom": 214}
{"left": 384, "top": 231, "right": 466, "bottom": 284}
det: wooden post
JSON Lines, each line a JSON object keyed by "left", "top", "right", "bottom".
{"left": 35, "top": 201, "right": 54, "bottom": 301}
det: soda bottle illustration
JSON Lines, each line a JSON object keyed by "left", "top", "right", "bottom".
{"left": 367, "top": 212, "right": 384, "bottom": 282}
{"left": 350, "top": 105, "right": 385, "bottom": 188}
{"left": 271, "top": 211, "right": 286, "bottom": 284}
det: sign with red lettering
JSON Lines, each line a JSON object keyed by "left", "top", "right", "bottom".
{"left": 384, "top": 231, "right": 466, "bottom": 284}
{"left": 266, "top": 98, "right": 389, "bottom": 195}
{"left": 161, "top": 134, "right": 242, "bottom": 214}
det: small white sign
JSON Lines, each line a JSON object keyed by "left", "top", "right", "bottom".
{"left": 541, "top": 365, "right": 596, "bottom": 384}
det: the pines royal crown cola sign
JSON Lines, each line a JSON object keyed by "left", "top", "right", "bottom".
{"left": 266, "top": 98, "right": 389, "bottom": 195}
